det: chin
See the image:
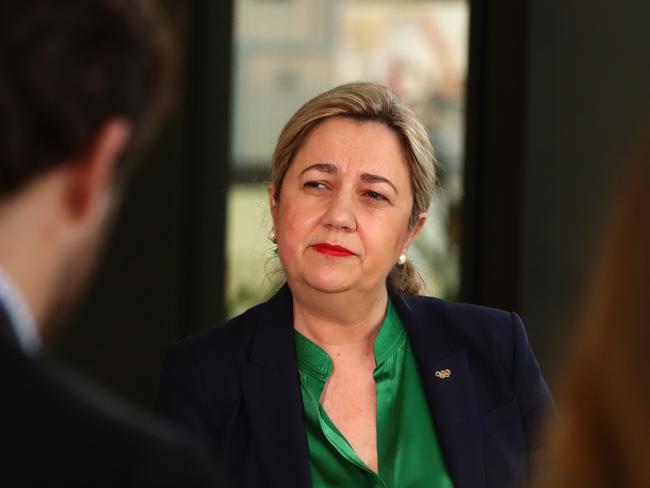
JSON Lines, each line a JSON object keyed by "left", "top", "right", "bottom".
{"left": 301, "top": 270, "right": 357, "bottom": 294}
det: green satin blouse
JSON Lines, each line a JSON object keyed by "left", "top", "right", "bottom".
{"left": 294, "top": 298, "right": 454, "bottom": 488}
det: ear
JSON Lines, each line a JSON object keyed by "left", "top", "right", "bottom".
{"left": 267, "top": 184, "right": 278, "bottom": 220}
{"left": 66, "top": 118, "right": 132, "bottom": 220}
{"left": 404, "top": 212, "right": 427, "bottom": 250}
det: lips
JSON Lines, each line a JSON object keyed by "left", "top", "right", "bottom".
{"left": 311, "top": 243, "right": 356, "bottom": 257}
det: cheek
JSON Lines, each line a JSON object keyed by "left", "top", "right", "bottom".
{"left": 276, "top": 222, "right": 301, "bottom": 266}
{"left": 359, "top": 214, "right": 408, "bottom": 259}
{"left": 275, "top": 202, "right": 318, "bottom": 261}
{"left": 360, "top": 236, "right": 399, "bottom": 277}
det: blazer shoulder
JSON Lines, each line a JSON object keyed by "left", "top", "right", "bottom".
{"left": 170, "top": 298, "right": 267, "bottom": 360}
{"left": 402, "top": 293, "right": 516, "bottom": 335}
{"left": 397, "top": 293, "right": 526, "bottom": 380}
{"left": 162, "top": 296, "right": 283, "bottom": 391}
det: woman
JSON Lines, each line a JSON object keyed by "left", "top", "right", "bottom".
{"left": 538, "top": 137, "right": 650, "bottom": 487}
{"left": 156, "top": 82, "right": 553, "bottom": 488}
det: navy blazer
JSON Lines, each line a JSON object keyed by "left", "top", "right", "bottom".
{"left": 156, "top": 285, "right": 553, "bottom": 488}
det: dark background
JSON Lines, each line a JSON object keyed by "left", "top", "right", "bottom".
{"left": 54, "top": 0, "right": 650, "bottom": 408}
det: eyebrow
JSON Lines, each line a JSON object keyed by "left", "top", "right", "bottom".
{"left": 300, "top": 163, "right": 399, "bottom": 195}
{"left": 361, "top": 173, "right": 399, "bottom": 195}
{"left": 299, "top": 163, "right": 337, "bottom": 175}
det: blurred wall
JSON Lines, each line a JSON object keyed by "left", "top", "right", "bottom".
{"left": 463, "top": 0, "right": 650, "bottom": 382}
{"left": 521, "top": 0, "right": 650, "bottom": 375}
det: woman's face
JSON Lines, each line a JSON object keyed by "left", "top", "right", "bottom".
{"left": 269, "top": 116, "right": 426, "bottom": 296}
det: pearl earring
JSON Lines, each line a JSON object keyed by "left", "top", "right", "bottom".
{"left": 398, "top": 253, "right": 407, "bottom": 265}
{"left": 267, "top": 229, "right": 276, "bottom": 242}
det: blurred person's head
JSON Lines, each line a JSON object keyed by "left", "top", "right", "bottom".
{"left": 0, "top": 0, "right": 171, "bottom": 335}
{"left": 539, "top": 134, "right": 650, "bottom": 487}
{"left": 268, "top": 82, "right": 436, "bottom": 297}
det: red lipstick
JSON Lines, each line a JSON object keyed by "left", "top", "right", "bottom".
{"left": 312, "top": 243, "right": 355, "bottom": 257}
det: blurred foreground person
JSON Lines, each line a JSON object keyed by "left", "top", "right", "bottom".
{"left": 0, "top": 1, "right": 223, "bottom": 486}
{"left": 539, "top": 136, "right": 650, "bottom": 487}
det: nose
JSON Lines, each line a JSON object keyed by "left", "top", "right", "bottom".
{"left": 321, "top": 190, "right": 357, "bottom": 232}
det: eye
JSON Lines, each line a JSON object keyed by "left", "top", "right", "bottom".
{"left": 364, "top": 190, "right": 388, "bottom": 202}
{"left": 304, "top": 181, "right": 329, "bottom": 190}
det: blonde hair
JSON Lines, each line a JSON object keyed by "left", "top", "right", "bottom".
{"left": 270, "top": 82, "right": 437, "bottom": 295}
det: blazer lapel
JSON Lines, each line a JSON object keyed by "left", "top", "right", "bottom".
{"left": 241, "top": 285, "right": 312, "bottom": 488}
{"left": 391, "top": 290, "right": 486, "bottom": 488}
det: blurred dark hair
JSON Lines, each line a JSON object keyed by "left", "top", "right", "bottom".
{"left": 0, "top": 0, "right": 173, "bottom": 197}
{"left": 538, "top": 132, "right": 650, "bottom": 487}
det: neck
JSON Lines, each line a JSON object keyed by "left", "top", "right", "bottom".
{"left": 291, "top": 283, "right": 389, "bottom": 350}
{"left": 0, "top": 243, "right": 52, "bottom": 337}
{"left": 0, "top": 180, "right": 66, "bottom": 334}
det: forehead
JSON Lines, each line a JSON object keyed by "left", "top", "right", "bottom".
{"left": 291, "top": 117, "right": 410, "bottom": 180}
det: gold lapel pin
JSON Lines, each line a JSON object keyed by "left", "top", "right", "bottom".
{"left": 434, "top": 369, "right": 452, "bottom": 379}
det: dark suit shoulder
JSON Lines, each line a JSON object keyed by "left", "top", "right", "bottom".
{"left": 0, "top": 347, "right": 221, "bottom": 487}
